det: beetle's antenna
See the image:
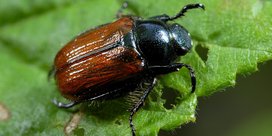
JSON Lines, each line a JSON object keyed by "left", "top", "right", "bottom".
{"left": 116, "top": 1, "right": 128, "bottom": 18}
{"left": 167, "top": 3, "right": 205, "bottom": 21}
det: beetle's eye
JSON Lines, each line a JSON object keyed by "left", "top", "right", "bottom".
{"left": 170, "top": 24, "right": 192, "bottom": 56}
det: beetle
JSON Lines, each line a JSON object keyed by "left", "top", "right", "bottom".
{"left": 50, "top": 2, "right": 204, "bottom": 136}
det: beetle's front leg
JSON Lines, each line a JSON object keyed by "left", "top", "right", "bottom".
{"left": 148, "top": 63, "right": 196, "bottom": 93}
{"left": 148, "top": 63, "right": 184, "bottom": 74}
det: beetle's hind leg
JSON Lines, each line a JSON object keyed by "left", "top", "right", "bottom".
{"left": 116, "top": 1, "right": 128, "bottom": 18}
{"left": 129, "top": 77, "right": 156, "bottom": 136}
{"left": 52, "top": 99, "right": 79, "bottom": 108}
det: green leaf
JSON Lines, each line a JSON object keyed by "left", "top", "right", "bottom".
{"left": 0, "top": 0, "right": 87, "bottom": 26}
{"left": 0, "top": 0, "right": 271, "bottom": 136}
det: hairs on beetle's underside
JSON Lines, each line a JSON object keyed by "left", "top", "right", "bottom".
{"left": 124, "top": 77, "right": 155, "bottom": 111}
{"left": 86, "top": 100, "right": 104, "bottom": 108}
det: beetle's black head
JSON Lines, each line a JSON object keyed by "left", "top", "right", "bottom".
{"left": 169, "top": 23, "right": 192, "bottom": 56}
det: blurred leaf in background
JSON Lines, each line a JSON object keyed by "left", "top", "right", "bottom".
{"left": 0, "top": 0, "right": 271, "bottom": 136}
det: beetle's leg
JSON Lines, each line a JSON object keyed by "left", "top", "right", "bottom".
{"left": 149, "top": 63, "right": 196, "bottom": 93}
{"left": 182, "top": 64, "right": 196, "bottom": 93}
{"left": 52, "top": 99, "right": 79, "bottom": 108}
{"left": 53, "top": 87, "right": 129, "bottom": 109}
{"left": 149, "top": 63, "right": 183, "bottom": 74}
{"left": 116, "top": 1, "right": 128, "bottom": 18}
{"left": 150, "top": 3, "right": 205, "bottom": 22}
{"left": 129, "top": 78, "right": 156, "bottom": 136}
{"left": 48, "top": 66, "right": 56, "bottom": 81}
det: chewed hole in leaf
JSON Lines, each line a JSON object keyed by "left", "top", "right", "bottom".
{"left": 115, "top": 119, "right": 122, "bottom": 125}
{"left": 161, "top": 87, "right": 180, "bottom": 110}
{"left": 73, "top": 127, "right": 85, "bottom": 136}
{"left": 195, "top": 44, "right": 209, "bottom": 62}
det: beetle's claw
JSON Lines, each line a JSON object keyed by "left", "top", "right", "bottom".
{"left": 52, "top": 98, "right": 61, "bottom": 107}
{"left": 52, "top": 98, "right": 79, "bottom": 108}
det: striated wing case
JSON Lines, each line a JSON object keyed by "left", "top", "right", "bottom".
{"left": 53, "top": 17, "right": 145, "bottom": 101}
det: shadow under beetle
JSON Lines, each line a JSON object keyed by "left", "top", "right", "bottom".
{"left": 50, "top": 2, "right": 205, "bottom": 136}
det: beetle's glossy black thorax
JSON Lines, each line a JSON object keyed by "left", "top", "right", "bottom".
{"left": 134, "top": 20, "right": 178, "bottom": 66}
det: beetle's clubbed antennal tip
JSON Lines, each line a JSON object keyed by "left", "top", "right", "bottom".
{"left": 197, "top": 3, "right": 205, "bottom": 10}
